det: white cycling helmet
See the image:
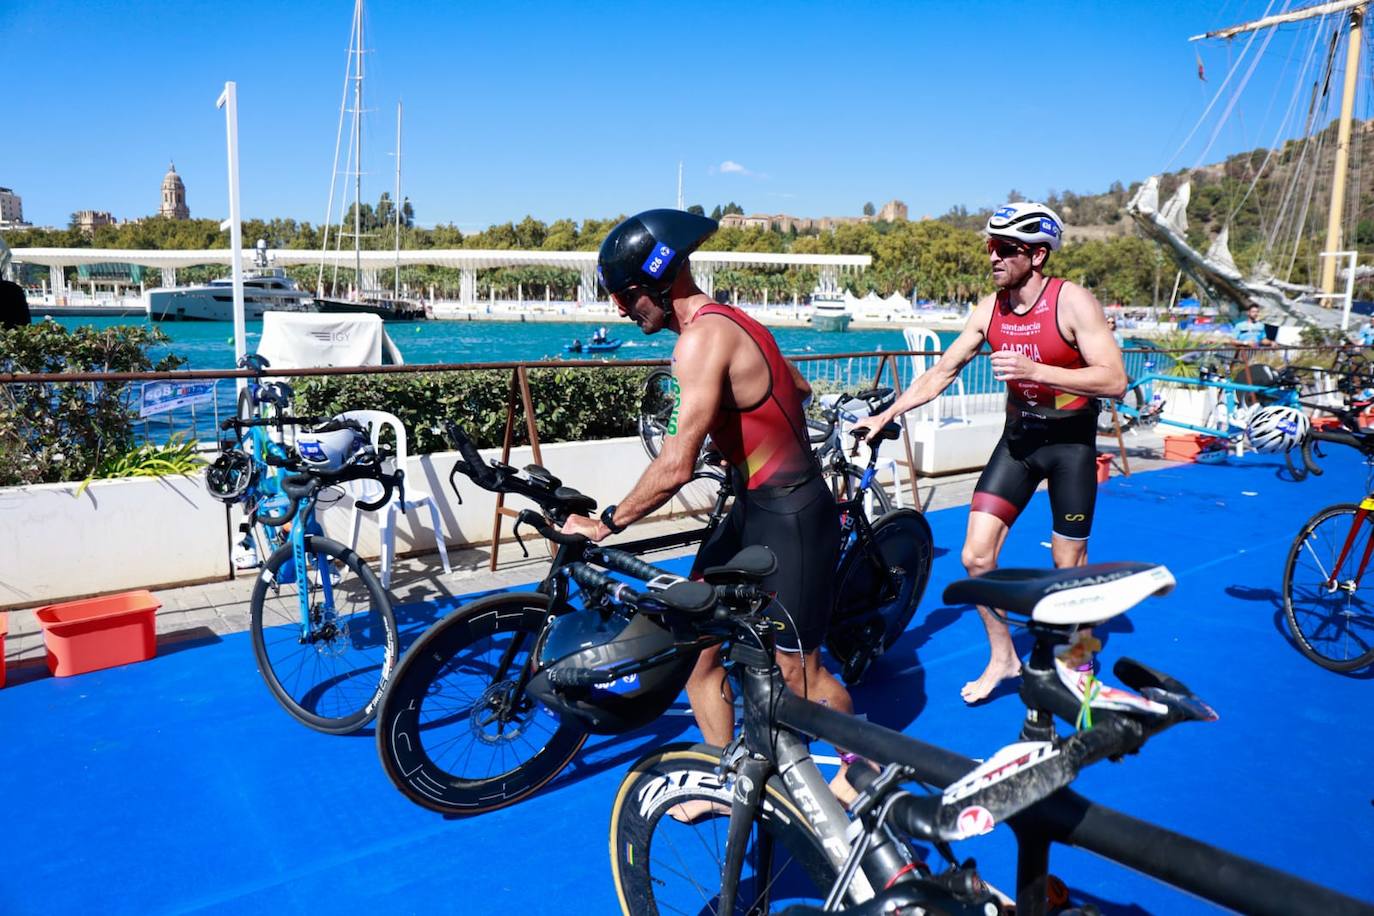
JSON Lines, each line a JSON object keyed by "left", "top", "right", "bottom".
{"left": 1244, "top": 405, "right": 1309, "bottom": 454}
{"left": 295, "top": 421, "right": 368, "bottom": 472}
{"left": 985, "top": 201, "right": 1064, "bottom": 251}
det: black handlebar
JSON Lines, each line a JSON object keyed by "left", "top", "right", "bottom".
{"left": 587, "top": 547, "right": 668, "bottom": 582}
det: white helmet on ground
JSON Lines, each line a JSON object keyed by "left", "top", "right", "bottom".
{"left": 985, "top": 201, "right": 1065, "bottom": 251}
{"left": 1244, "top": 405, "right": 1309, "bottom": 453}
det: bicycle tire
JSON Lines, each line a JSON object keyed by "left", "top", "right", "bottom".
{"left": 1098, "top": 385, "right": 1144, "bottom": 435}
{"left": 826, "top": 462, "right": 895, "bottom": 516}
{"left": 1281, "top": 503, "right": 1374, "bottom": 672}
{"left": 609, "top": 744, "right": 837, "bottom": 916}
{"left": 827, "top": 509, "right": 934, "bottom": 684}
{"left": 639, "top": 368, "right": 675, "bottom": 460}
{"left": 375, "top": 591, "right": 588, "bottom": 815}
{"left": 250, "top": 535, "right": 397, "bottom": 734}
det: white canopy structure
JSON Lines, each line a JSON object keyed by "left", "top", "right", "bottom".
{"left": 11, "top": 246, "right": 871, "bottom": 306}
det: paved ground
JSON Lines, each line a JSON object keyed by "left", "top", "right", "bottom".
{"left": 3, "top": 427, "right": 1178, "bottom": 671}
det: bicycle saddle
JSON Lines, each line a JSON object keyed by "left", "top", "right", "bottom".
{"left": 851, "top": 421, "right": 902, "bottom": 442}
{"left": 524, "top": 464, "right": 562, "bottom": 489}
{"left": 942, "top": 562, "right": 1175, "bottom": 626}
{"left": 700, "top": 545, "right": 777, "bottom": 585}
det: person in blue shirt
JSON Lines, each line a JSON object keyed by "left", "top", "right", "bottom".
{"left": 1233, "top": 304, "right": 1272, "bottom": 347}
{"left": 1356, "top": 320, "right": 1374, "bottom": 347}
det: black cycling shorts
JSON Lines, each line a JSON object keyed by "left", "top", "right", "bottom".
{"left": 692, "top": 474, "right": 840, "bottom": 652}
{"left": 971, "top": 412, "right": 1098, "bottom": 541}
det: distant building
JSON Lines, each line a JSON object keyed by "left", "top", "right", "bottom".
{"left": 877, "top": 199, "right": 908, "bottom": 222}
{"left": 0, "top": 187, "right": 28, "bottom": 228}
{"left": 159, "top": 162, "right": 189, "bottom": 220}
{"left": 74, "top": 210, "right": 116, "bottom": 234}
{"left": 719, "top": 198, "right": 908, "bottom": 234}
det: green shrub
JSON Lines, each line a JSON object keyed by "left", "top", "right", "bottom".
{"left": 293, "top": 365, "right": 657, "bottom": 455}
{"left": 0, "top": 323, "right": 185, "bottom": 486}
{"left": 75, "top": 434, "right": 205, "bottom": 496}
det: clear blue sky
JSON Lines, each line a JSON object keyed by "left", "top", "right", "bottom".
{"left": 0, "top": 0, "right": 1342, "bottom": 231}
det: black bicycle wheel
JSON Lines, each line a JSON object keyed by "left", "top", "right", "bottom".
{"left": 827, "top": 509, "right": 934, "bottom": 684}
{"left": 1282, "top": 503, "right": 1374, "bottom": 672}
{"left": 837, "top": 462, "right": 895, "bottom": 516}
{"left": 639, "top": 368, "right": 676, "bottom": 459}
{"left": 1098, "top": 385, "right": 1144, "bottom": 435}
{"left": 376, "top": 591, "right": 588, "bottom": 815}
{"left": 609, "top": 745, "right": 836, "bottom": 916}
{"left": 250, "top": 535, "right": 397, "bottom": 734}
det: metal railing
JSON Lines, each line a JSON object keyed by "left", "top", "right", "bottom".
{"left": 1, "top": 343, "right": 1359, "bottom": 486}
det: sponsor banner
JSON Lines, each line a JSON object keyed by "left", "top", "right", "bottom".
{"left": 139, "top": 380, "right": 217, "bottom": 418}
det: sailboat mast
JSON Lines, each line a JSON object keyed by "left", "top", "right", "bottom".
{"left": 353, "top": 0, "right": 364, "bottom": 295}
{"left": 1192, "top": 0, "right": 1367, "bottom": 300}
{"left": 1321, "top": 6, "right": 1364, "bottom": 294}
{"left": 394, "top": 100, "right": 402, "bottom": 299}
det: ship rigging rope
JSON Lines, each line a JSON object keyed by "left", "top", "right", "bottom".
{"left": 1164, "top": 0, "right": 1279, "bottom": 172}
{"left": 1229, "top": 8, "right": 1329, "bottom": 232}
{"left": 1195, "top": 4, "right": 1285, "bottom": 170}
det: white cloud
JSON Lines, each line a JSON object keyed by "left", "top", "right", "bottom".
{"left": 720, "top": 160, "right": 749, "bottom": 174}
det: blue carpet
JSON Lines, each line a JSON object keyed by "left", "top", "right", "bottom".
{"left": 2, "top": 452, "right": 1372, "bottom": 914}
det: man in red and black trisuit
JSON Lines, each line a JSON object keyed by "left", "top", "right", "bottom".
{"left": 853, "top": 201, "right": 1127, "bottom": 703}
{"left": 562, "top": 209, "right": 852, "bottom": 756}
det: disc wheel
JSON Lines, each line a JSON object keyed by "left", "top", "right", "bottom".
{"left": 826, "top": 509, "right": 934, "bottom": 684}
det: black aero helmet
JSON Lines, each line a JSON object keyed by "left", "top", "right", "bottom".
{"left": 597, "top": 209, "right": 719, "bottom": 304}
{"left": 526, "top": 607, "right": 700, "bottom": 735}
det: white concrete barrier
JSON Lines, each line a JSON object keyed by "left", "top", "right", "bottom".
{"left": 0, "top": 437, "right": 684, "bottom": 607}
{"left": 0, "top": 473, "right": 231, "bottom": 608}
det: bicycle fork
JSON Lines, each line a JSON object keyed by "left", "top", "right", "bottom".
{"left": 1323, "top": 498, "right": 1374, "bottom": 592}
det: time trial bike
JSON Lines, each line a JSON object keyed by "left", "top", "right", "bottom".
{"left": 374, "top": 419, "right": 932, "bottom": 815}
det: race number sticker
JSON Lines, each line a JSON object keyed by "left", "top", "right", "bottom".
{"left": 666, "top": 376, "right": 682, "bottom": 436}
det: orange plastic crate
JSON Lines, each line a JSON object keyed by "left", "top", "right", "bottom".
{"left": 1163, "top": 434, "right": 1224, "bottom": 462}
{"left": 1095, "top": 453, "right": 1114, "bottom": 484}
{"left": 33, "top": 590, "right": 160, "bottom": 677}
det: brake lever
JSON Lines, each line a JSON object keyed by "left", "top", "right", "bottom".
{"left": 447, "top": 464, "right": 464, "bottom": 505}
{"left": 511, "top": 512, "right": 532, "bottom": 558}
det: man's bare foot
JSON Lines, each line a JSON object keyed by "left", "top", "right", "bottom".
{"left": 667, "top": 798, "right": 731, "bottom": 824}
{"left": 960, "top": 658, "right": 1022, "bottom": 704}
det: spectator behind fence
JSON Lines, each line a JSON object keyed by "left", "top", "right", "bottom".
{"left": 0, "top": 279, "right": 31, "bottom": 329}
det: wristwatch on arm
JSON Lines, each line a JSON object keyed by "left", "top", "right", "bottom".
{"left": 600, "top": 503, "right": 626, "bottom": 536}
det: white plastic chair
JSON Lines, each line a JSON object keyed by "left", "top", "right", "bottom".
{"left": 335, "top": 409, "right": 451, "bottom": 588}
{"left": 903, "top": 326, "right": 968, "bottom": 423}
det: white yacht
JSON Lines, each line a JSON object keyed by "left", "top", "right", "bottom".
{"left": 146, "top": 241, "right": 315, "bottom": 321}
{"left": 809, "top": 277, "right": 851, "bottom": 332}
{"left": 145, "top": 268, "right": 314, "bottom": 322}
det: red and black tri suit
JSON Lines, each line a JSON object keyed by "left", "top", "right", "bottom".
{"left": 973, "top": 278, "right": 1100, "bottom": 540}
{"left": 689, "top": 302, "right": 840, "bottom": 651}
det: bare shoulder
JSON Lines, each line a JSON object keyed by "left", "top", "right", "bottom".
{"left": 1056, "top": 280, "right": 1107, "bottom": 328}
{"left": 965, "top": 293, "right": 998, "bottom": 333}
{"left": 675, "top": 312, "right": 735, "bottom": 369}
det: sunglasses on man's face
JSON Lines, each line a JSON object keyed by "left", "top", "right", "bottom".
{"left": 613, "top": 287, "right": 648, "bottom": 310}
{"left": 986, "top": 238, "right": 1030, "bottom": 259}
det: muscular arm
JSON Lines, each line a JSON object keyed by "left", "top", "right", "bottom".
{"left": 565, "top": 323, "right": 727, "bottom": 539}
